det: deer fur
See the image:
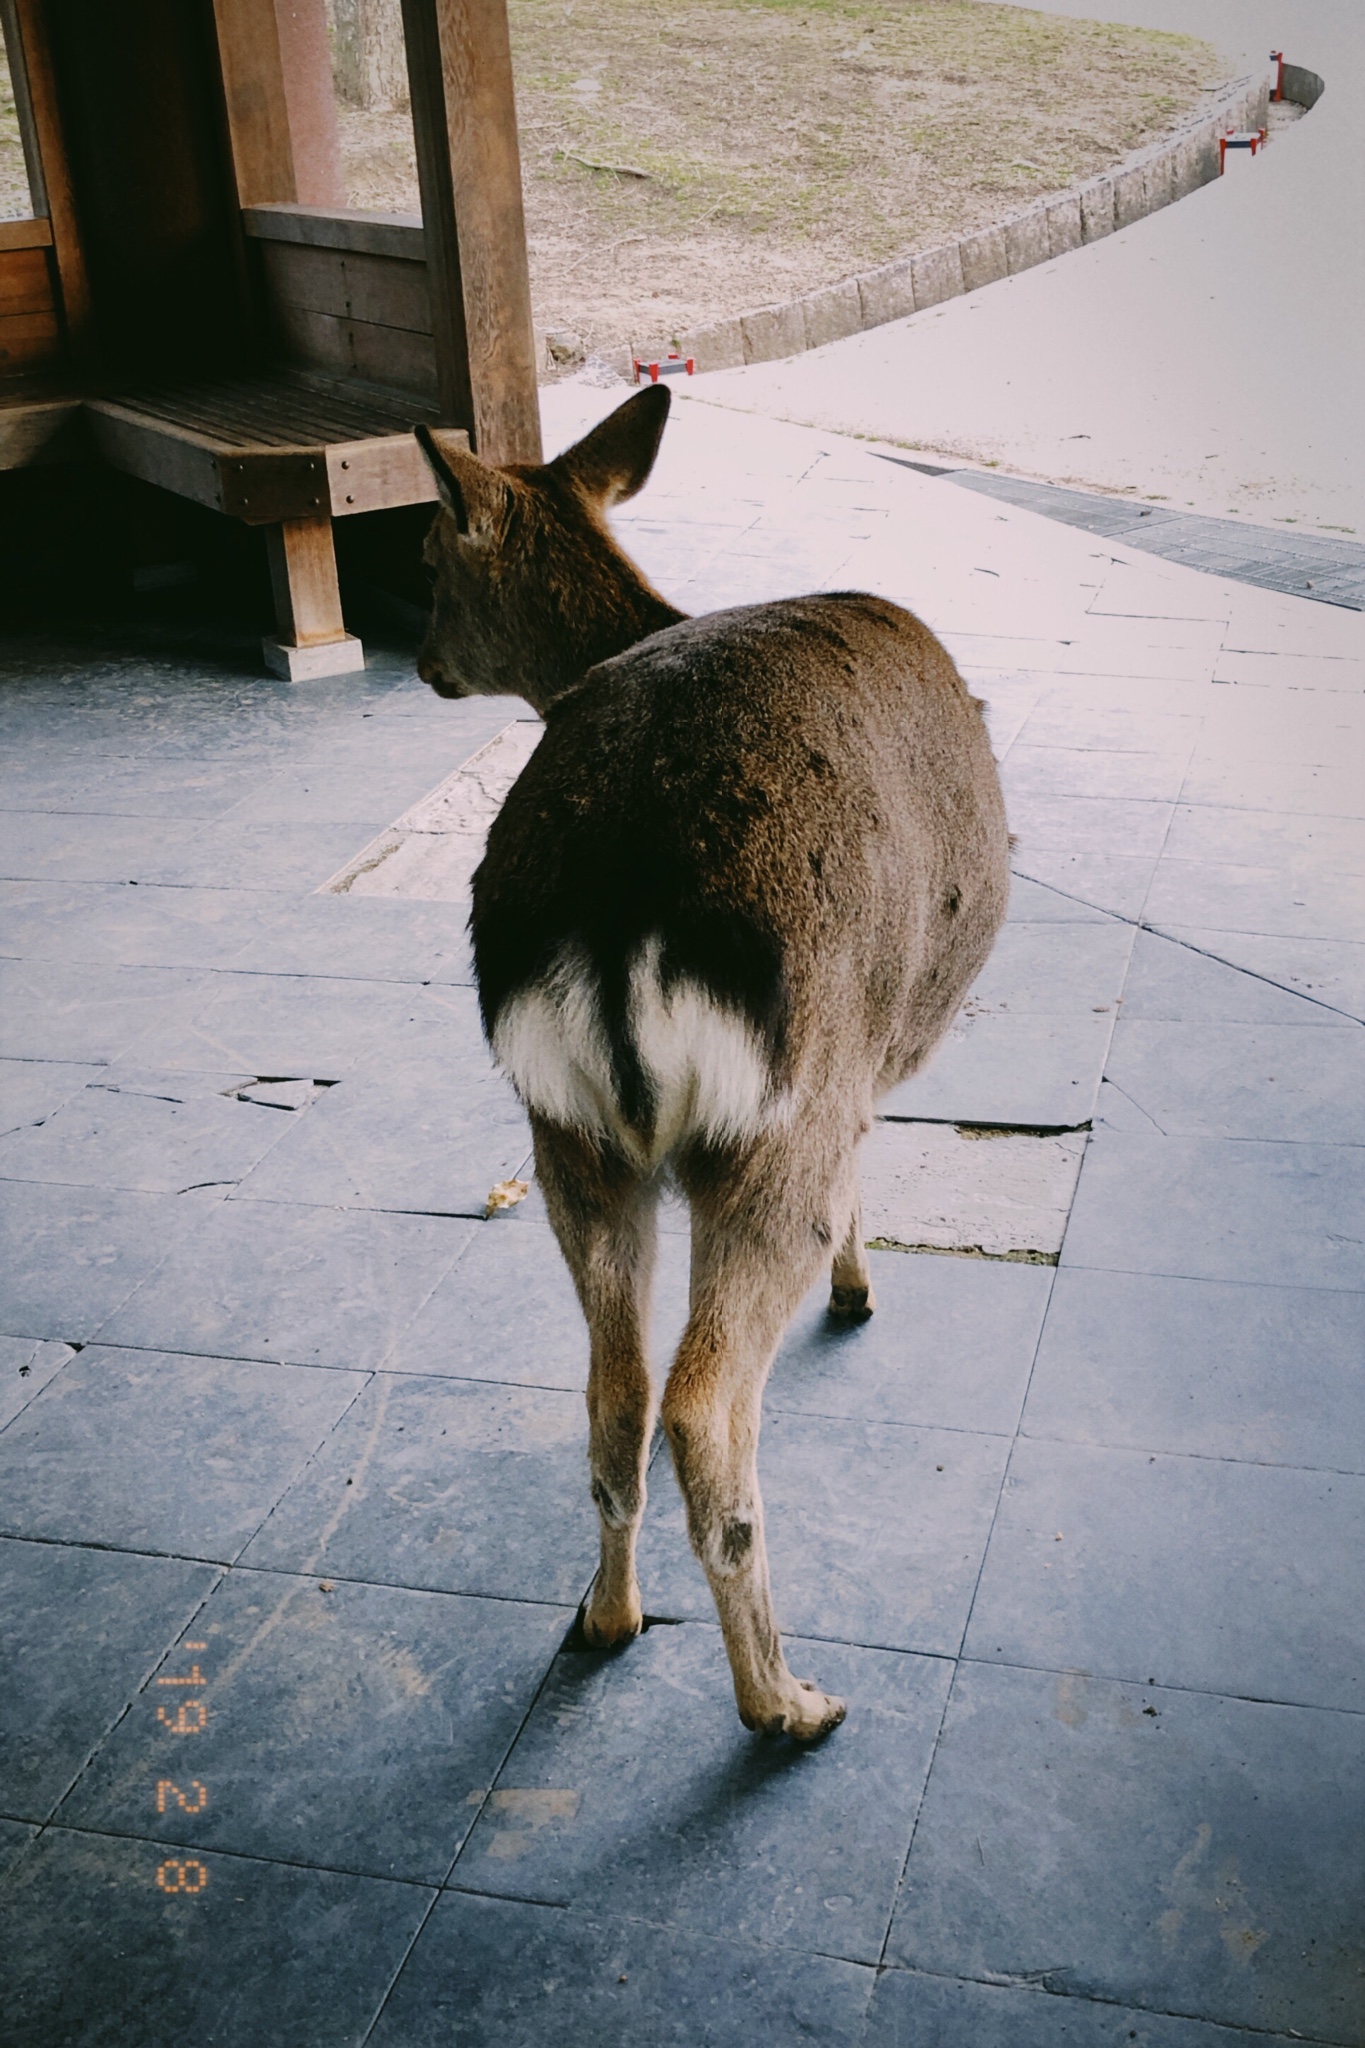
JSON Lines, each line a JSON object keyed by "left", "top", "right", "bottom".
{"left": 415, "top": 389, "right": 1009, "bottom": 1740}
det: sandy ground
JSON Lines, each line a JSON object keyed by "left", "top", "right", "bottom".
{"left": 333, "top": 0, "right": 1228, "bottom": 363}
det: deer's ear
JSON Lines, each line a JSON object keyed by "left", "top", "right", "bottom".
{"left": 555, "top": 385, "right": 670, "bottom": 510}
{"left": 415, "top": 426, "right": 513, "bottom": 541}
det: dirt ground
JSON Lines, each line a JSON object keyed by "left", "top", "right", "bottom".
{"left": 0, "top": 2, "right": 1229, "bottom": 372}
{"left": 337, "top": 0, "right": 1228, "bottom": 367}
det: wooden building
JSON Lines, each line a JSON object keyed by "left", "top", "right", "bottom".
{"left": 0, "top": 0, "right": 540, "bottom": 674}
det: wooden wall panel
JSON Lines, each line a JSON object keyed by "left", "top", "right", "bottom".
{"left": 259, "top": 240, "right": 432, "bottom": 332}
{"left": 257, "top": 228, "right": 438, "bottom": 398}
{"left": 0, "top": 242, "right": 61, "bottom": 375}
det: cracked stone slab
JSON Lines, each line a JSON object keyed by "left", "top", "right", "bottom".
{"left": 861, "top": 1121, "right": 1087, "bottom": 1262}
{"left": 0, "top": 1336, "right": 75, "bottom": 1432}
{"left": 0, "top": 1068, "right": 301, "bottom": 1195}
{"left": 324, "top": 720, "right": 543, "bottom": 903}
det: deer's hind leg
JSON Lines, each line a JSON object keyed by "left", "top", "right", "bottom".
{"left": 830, "top": 1188, "right": 874, "bottom": 1321}
{"left": 663, "top": 1139, "right": 852, "bottom": 1740}
{"left": 531, "top": 1115, "right": 659, "bottom": 1648}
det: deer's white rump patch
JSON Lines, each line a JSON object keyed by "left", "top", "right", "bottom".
{"left": 492, "top": 937, "right": 782, "bottom": 1165}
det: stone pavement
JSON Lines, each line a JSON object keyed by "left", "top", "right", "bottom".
{"left": 899, "top": 464, "right": 1365, "bottom": 612}
{"left": 1, "top": 387, "right": 1363, "bottom": 2046}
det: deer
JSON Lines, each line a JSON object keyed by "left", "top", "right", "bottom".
{"left": 414, "top": 386, "right": 1008, "bottom": 1741}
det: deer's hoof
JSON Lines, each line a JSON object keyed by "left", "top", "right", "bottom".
{"left": 741, "top": 1680, "right": 847, "bottom": 1743}
{"left": 579, "top": 1580, "right": 643, "bottom": 1649}
{"left": 829, "top": 1283, "right": 875, "bottom": 1322}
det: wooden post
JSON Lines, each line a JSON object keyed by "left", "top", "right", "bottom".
{"left": 263, "top": 514, "right": 365, "bottom": 678}
{"left": 213, "top": 0, "right": 345, "bottom": 209}
{"left": 6, "top": 0, "right": 95, "bottom": 367}
{"left": 401, "top": 0, "right": 540, "bottom": 464}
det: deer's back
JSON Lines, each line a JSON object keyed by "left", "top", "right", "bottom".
{"left": 473, "top": 593, "right": 1007, "bottom": 1139}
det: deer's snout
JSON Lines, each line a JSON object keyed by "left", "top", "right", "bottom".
{"left": 417, "top": 645, "right": 462, "bottom": 698}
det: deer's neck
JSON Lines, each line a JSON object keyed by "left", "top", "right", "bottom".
{"left": 534, "top": 559, "right": 687, "bottom": 712}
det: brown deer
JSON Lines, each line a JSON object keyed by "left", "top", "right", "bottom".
{"left": 415, "top": 388, "right": 1008, "bottom": 1740}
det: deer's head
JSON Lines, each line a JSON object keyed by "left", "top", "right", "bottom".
{"left": 414, "top": 385, "right": 682, "bottom": 714}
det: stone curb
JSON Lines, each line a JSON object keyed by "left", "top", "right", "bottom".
{"left": 599, "top": 68, "right": 1273, "bottom": 379}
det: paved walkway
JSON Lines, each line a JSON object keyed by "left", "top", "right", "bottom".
{"left": 689, "top": 0, "right": 1365, "bottom": 537}
{"left": 1, "top": 388, "right": 1363, "bottom": 2045}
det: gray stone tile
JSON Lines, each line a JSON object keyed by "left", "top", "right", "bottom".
{"left": 0, "top": 1537, "right": 217, "bottom": 1818}
{"left": 862, "top": 1968, "right": 1313, "bottom": 2047}
{"left": 1061, "top": 1131, "right": 1365, "bottom": 1291}
{"left": 239, "top": 1372, "right": 596, "bottom": 1604}
{"left": 0, "top": 1828, "right": 431, "bottom": 2048}
{"left": 1118, "top": 928, "right": 1337, "bottom": 1024}
{"left": 0, "top": 1347, "right": 367, "bottom": 1560}
{"left": 1143, "top": 860, "right": 1365, "bottom": 948}
{"left": 236, "top": 998, "right": 530, "bottom": 1218}
{"left": 965, "top": 920, "right": 1133, "bottom": 1014}
{"left": 3, "top": 755, "right": 267, "bottom": 819}
{"left": 1151, "top": 928, "right": 1365, "bottom": 1024}
{"left": 225, "top": 893, "right": 474, "bottom": 986}
{"left": 370, "top": 1893, "right": 874, "bottom": 2048}
{"left": 1001, "top": 742, "right": 1194, "bottom": 803}
{"left": 1005, "top": 874, "right": 1115, "bottom": 924}
{"left": 454, "top": 1621, "right": 952, "bottom": 1965}
{"left": 965, "top": 1438, "right": 1365, "bottom": 1711}
{"left": 1010, "top": 849, "right": 1159, "bottom": 921}
{"left": 0, "top": 880, "right": 287, "bottom": 971}
{"left": 0, "top": 1068, "right": 295, "bottom": 1193}
{"left": 1009, "top": 794, "right": 1176, "bottom": 860}
{"left": 881, "top": 1010, "right": 1113, "bottom": 1128}
{"left": 638, "top": 1410, "right": 1009, "bottom": 1655}
{"left": 97, "top": 1198, "right": 470, "bottom": 1368}
{"left": 125, "top": 970, "right": 431, "bottom": 1078}
{"left": 216, "top": 757, "right": 444, "bottom": 827}
{"left": 0, "top": 1334, "right": 75, "bottom": 1430}
{"left": 0, "top": 1055, "right": 99, "bottom": 1134}
{"left": 0, "top": 808, "right": 207, "bottom": 883}
{"left": 394, "top": 1217, "right": 691, "bottom": 1389}
{"left": 1104, "top": 1021, "right": 1365, "bottom": 1142}
{"left": 0, "top": 959, "right": 207, "bottom": 1063}
{"left": 60, "top": 1571, "right": 567, "bottom": 1884}
{"left": 887, "top": 1662, "right": 1365, "bottom": 2044}
{"left": 139, "top": 820, "right": 390, "bottom": 892}
{"left": 0, "top": 1180, "right": 215, "bottom": 1343}
{"left": 767, "top": 1251, "right": 1051, "bottom": 1434}
{"left": 1024, "top": 1269, "right": 1365, "bottom": 1470}
{"left": 0, "top": 1818, "right": 36, "bottom": 1881}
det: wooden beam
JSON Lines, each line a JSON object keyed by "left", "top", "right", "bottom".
{"left": 212, "top": 0, "right": 345, "bottom": 209}
{"left": 0, "top": 217, "right": 53, "bottom": 251}
{"left": 400, "top": 0, "right": 540, "bottom": 463}
{"left": 242, "top": 202, "right": 424, "bottom": 263}
{"left": 263, "top": 513, "right": 365, "bottom": 678}
{"left": 7, "top": 0, "right": 94, "bottom": 367}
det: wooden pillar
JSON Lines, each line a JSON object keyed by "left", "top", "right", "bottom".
{"left": 400, "top": 0, "right": 540, "bottom": 464}
{"left": 5, "top": 0, "right": 95, "bottom": 367}
{"left": 263, "top": 514, "right": 365, "bottom": 679}
{"left": 213, "top": 0, "right": 345, "bottom": 209}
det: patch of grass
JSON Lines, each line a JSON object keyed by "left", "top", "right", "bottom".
{"left": 333, "top": 0, "right": 1229, "bottom": 356}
